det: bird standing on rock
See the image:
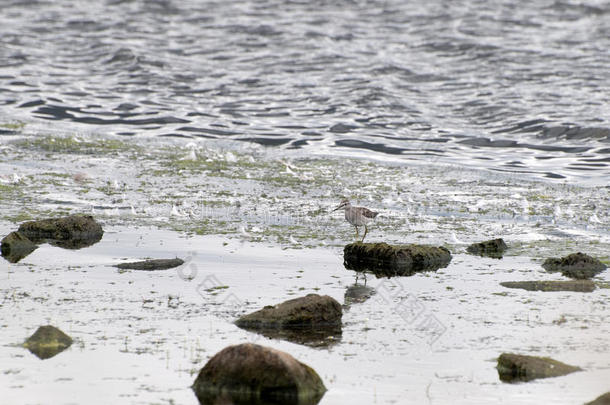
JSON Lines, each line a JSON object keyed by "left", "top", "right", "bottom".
{"left": 332, "top": 199, "right": 378, "bottom": 242}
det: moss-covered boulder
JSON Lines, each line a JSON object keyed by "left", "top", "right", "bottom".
{"left": 23, "top": 325, "right": 73, "bottom": 359}
{"left": 236, "top": 294, "right": 342, "bottom": 347}
{"left": 542, "top": 252, "right": 607, "bottom": 279}
{"left": 500, "top": 280, "right": 596, "bottom": 293}
{"left": 18, "top": 214, "right": 103, "bottom": 249}
{"left": 115, "top": 258, "right": 184, "bottom": 271}
{"left": 585, "top": 392, "right": 610, "bottom": 405}
{"left": 497, "top": 353, "right": 581, "bottom": 382}
{"left": 192, "top": 343, "right": 326, "bottom": 405}
{"left": 466, "top": 238, "right": 507, "bottom": 258}
{"left": 1, "top": 231, "right": 37, "bottom": 263}
{"left": 343, "top": 242, "right": 451, "bottom": 276}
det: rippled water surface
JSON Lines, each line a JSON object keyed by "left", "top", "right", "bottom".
{"left": 1, "top": 0, "right": 609, "bottom": 183}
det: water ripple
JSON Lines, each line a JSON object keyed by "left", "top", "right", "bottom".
{"left": 0, "top": 0, "right": 608, "bottom": 184}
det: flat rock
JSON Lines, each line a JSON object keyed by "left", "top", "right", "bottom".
{"left": 115, "top": 258, "right": 184, "bottom": 271}
{"left": 192, "top": 343, "right": 326, "bottom": 405}
{"left": 1, "top": 231, "right": 37, "bottom": 263}
{"left": 500, "top": 280, "right": 596, "bottom": 293}
{"left": 466, "top": 238, "right": 507, "bottom": 258}
{"left": 236, "top": 294, "right": 341, "bottom": 329}
{"left": 585, "top": 392, "right": 610, "bottom": 405}
{"left": 542, "top": 252, "right": 607, "bottom": 279}
{"left": 18, "top": 214, "right": 103, "bottom": 249}
{"left": 236, "top": 294, "right": 342, "bottom": 347}
{"left": 23, "top": 325, "right": 73, "bottom": 360}
{"left": 343, "top": 242, "right": 452, "bottom": 276}
{"left": 497, "top": 353, "right": 581, "bottom": 382}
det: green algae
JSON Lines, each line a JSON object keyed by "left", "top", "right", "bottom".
{"left": 15, "top": 135, "right": 135, "bottom": 155}
{"left": 1, "top": 132, "right": 609, "bottom": 255}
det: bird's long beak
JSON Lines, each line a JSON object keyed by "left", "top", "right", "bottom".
{"left": 331, "top": 204, "right": 343, "bottom": 212}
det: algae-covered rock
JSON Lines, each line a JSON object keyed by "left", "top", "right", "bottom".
{"left": 1, "top": 231, "right": 38, "bottom": 263}
{"left": 343, "top": 242, "right": 451, "bottom": 276}
{"left": 585, "top": 392, "right": 610, "bottom": 405}
{"left": 542, "top": 252, "right": 607, "bottom": 279}
{"left": 18, "top": 214, "right": 103, "bottom": 249}
{"left": 236, "top": 294, "right": 342, "bottom": 347}
{"left": 500, "top": 280, "right": 596, "bottom": 293}
{"left": 192, "top": 343, "right": 326, "bottom": 405}
{"left": 115, "top": 258, "right": 184, "bottom": 271}
{"left": 466, "top": 238, "right": 507, "bottom": 258}
{"left": 23, "top": 325, "right": 73, "bottom": 359}
{"left": 497, "top": 353, "right": 581, "bottom": 382}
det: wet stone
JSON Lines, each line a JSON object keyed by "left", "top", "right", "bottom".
{"left": 192, "top": 343, "right": 326, "bottom": 405}
{"left": 23, "top": 325, "right": 73, "bottom": 360}
{"left": 585, "top": 392, "right": 610, "bottom": 405}
{"left": 343, "top": 242, "right": 452, "bottom": 276}
{"left": 1, "top": 231, "right": 37, "bottom": 263}
{"left": 466, "top": 238, "right": 507, "bottom": 258}
{"left": 497, "top": 353, "right": 581, "bottom": 382}
{"left": 115, "top": 258, "right": 184, "bottom": 271}
{"left": 18, "top": 214, "right": 103, "bottom": 249}
{"left": 542, "top": 252, "right": 607, "bottom": 279}
{"left": 500, "top": 280, "right": 596, "bottom": 293}
{"left": 236, "top": 294, "right": 342, "bottom": 346}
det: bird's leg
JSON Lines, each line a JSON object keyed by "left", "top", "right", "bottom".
{"left": 354, "top": 225, "right": 360, "bottom": 240}
{"left": 361, "top": 225, "right": 368, "bottom": 242}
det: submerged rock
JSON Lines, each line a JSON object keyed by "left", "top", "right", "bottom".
{"left": 542, "top": 252, "right": 607, "bottom": 279}
{"left": 585, "top": 392, "right": 610, "bottom": 405}
{"left": 192, "top": 343, "right": 326, "bottom": 405}
{"left": 115, "top": 258, "right": 184, "bottom": 271}
{"left": 23, "top": 325, "right": 73, "bottom": 360}
{"left": 497, "top": 353, "right": 581, "bottom": 382}
{"left": 1, "top": 231, "right": 37, "bottom": 263}
{"left": 466, "top": 238, "right": 507, "bottom": 258}
{"left": 343, "top": 242, "right": 451, "bottom": 276}
{"left": 18, "top": 214, "right": 103, "bottom": 249}
{"left": 236, "top": 294, "right": 342, "bottom": 346}
{"left": 500, "top": 280, "right": 596, "bottom": 293}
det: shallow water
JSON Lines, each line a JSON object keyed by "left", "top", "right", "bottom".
{"left": 1, "top": 0, "right": 609, "bottom": 183}
{"left": 1, "top": 1, "right": 610, "bottom": 402}
{"left": 1, "top": 225, "right": 608, "bottom": 405}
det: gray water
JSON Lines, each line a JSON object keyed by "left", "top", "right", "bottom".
{"left": 1, "top": 0, "right": 609, "bottom": 183}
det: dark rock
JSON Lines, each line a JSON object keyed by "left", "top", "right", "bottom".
{"left": 236, "top": 294, "right": 342, "bottom": 347}
{"left": 343, "top": 242, "right": 451, "bottom": 276}
{"left": 466, "top": 238, "right": 507, "bottom": 258}
{"left": 585, "top": 392, "right": 610, "bottom": 405}
{"left": 18, "top": 214, "right": 103, "bottom": 249}
{"left": 497, "top": 353, "right": 581, "bottom": 382}
{"left": 192, "top": 343, "right": 326, "bottom": 405}
{"left": 23, "top": 325, "right": 73, "bottom": 360}
{"left": 542, "top": 252, "right": 607, "bottom": 279}
{"left": 236, "top": 294, "right": 341, "bottom": 329}
{"left": 500, "top": 280, "right": 596, "bottom": 293}
{"left": 1, "top": 231, "right": 37, "bottom": 263}
{"left": 115, "top": 258, "right": 184, "bottom": 271}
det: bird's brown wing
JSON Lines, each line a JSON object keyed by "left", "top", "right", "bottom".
{"left": 361, "top": 208, "right": 378, "bottom": 219}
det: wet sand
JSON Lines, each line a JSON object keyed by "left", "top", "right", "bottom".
{"left": 1, "top": 225, "right": 608, "bottom": 404}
